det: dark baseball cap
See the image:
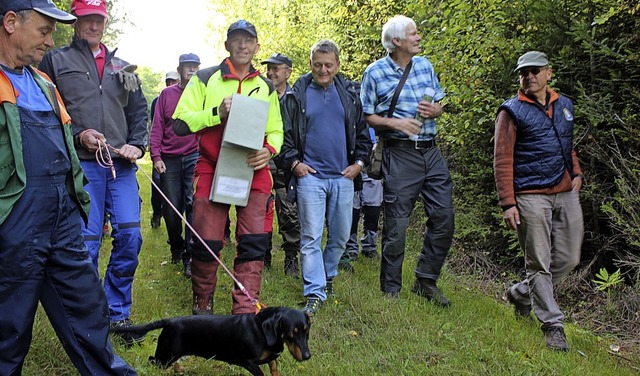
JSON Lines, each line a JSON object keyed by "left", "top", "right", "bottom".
{"left": 514, "top": 51, "right": 549, "bottom": 72}
{"left": 0, "top": 0, "right": 76, "bottom": 24}
{"left": 261, "top": 53, "right": 292, "bottom": 68}
{"left": 179, "top": 53, "right": 201, "bottom": 65}
{"left": 227, "top": 20, "right": 257, "bottom": 38}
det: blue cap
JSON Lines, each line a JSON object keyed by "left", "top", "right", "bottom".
{"left": 179, "top": 53, "right": 200, "bottom": 65}
{"left": 0, "top": 0, "right": 76, "bottom": 24}
{"left": 261, "top": 53, "right": 292, "bottom": 68}
{"left": 227, "top": 20, "right": 257, "bottom": 38}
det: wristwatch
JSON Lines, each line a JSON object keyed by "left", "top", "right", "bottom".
{"left": 355, "top": 160, "right": 365, "bottom": 168}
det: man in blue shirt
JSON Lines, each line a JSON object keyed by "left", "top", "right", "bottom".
{"left": 360, "top": 15, "right": 455, "bottom": 306}
{"left": 280, "top": 40, "right": 371, "bottom": 315}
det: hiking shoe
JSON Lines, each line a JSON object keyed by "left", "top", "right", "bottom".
{"left": 302, "top": 296, "right": 322, "bottom": 316}
{"left": 362, "top": 250, "right": 380, "bottom": 259}
{"left": 110, "top": 318, "right": 144, "bottom": 346}
{"left": 183, "top": 260, "right": 192, "bottom": 279}
{"left": 171, "top": 249, "right": 184, "bottom": 264}
{"left": 338, "top": 262, "right": 354, "bottom": 272}
{"left": 150, "top": 214, "right": 161, "bottom": 229}
{"left": 383, "top": 291, "right": 400, "bottom": 299}
{"left": 192, "top": 294, "right": 213, "bottom": 315}
{"left": 284, "top": 257, "right": 299, "bottom": 277}
{"left": 325, "top": 280, "right": 335, "bottom": 298}
{"left": 506, "top": 288, "right": 532, "bottom": 320}
{"left": 411, "top": 279, "right": 451, "bottom": 307}
{"left": 544, "top": 327, "right": 569, "bottom": 351}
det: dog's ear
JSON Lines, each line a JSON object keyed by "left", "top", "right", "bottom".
{"left": 262, "top": 312, "right": 282, "bottom": 347}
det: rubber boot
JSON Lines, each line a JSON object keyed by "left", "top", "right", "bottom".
{"left": 231, "top": 260, "right": 264, "bottom": 314}
{"left": 191, "top": 258, "right": 219, "bottom": 315}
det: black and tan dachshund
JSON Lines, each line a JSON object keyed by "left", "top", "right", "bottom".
{"left": 110, "top": 307, "right": 312, "bottom": 375}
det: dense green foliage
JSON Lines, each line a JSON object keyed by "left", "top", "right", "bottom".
{"left": 209, "top": 0, "right": 640, "bottom": 288}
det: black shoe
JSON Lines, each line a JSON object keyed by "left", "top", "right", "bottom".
{"left": 171, "top": 249, "right": 184, "bottom": 264}
{"left": 506, "top": 288, "right": 532, "bottom": 320}
{"left": 284, "top": 257, "right": 299, "bottom": 277}
{"left": 338, "top": 262, "right": 354, "bottom": 272}
{"left": 325, "top": 279, "right": 335, "bottom": 298}
{"left": 544, "top": 327, "right": 569, "bottom": 351}
{"left": 383, "top": 291, "right": 400, "bottom": 299}
{"left": 362, "top": 251, "right": 380, "bottom": 259}
{"left": 110, "top": 318, "right": 144, "bottom": 346}
{"left": 411, "top": 279, "right": 451, "bottom": 307}
{"left": 150, "top": 214, "right": 161, "bottom": 229}
{"left": 302, "top": 296, "right": 322, "bottom": 316}
{"left": 183, "top": 260, "right": 192, "bottom": 279}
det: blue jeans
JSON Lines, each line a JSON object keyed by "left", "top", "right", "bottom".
{"left": 81, "top": 159, "right": 142, "bottom": 321}
{"left": 297, "top": 174, "right": 353, "bottom": 301}
{"left": 159, "top": 152, "right": 198, "bottom": 256}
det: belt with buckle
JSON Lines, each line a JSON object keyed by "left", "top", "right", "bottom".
{"left": 385, "top": 138, "right": 436, "bottom": 149}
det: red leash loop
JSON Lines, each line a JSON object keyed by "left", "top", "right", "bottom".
{"left": 95, "top": 140, "right": 116, "bottom": 180}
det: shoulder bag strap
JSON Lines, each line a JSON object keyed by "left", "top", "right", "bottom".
{"left": 387, "top": 60, "right": 413, "bottom": 118}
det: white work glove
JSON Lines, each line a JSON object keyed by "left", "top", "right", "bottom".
{"left": 116, "top": 64, "right": 142, "bottom": 92}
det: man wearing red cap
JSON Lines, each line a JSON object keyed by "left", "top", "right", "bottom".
{"left": 173, "top": 20, "right": 283, "bottom": 315}
{"left": 0, "top": 1, "right": 135, "bottom": 374}
{"left": 39, "top": 0, "right": 148, "bottom": 340}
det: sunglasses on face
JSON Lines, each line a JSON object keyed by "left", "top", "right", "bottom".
{"left": 519, "top": 67, "right": 545, "bottom": 77}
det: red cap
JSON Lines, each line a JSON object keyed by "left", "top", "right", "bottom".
{"left": 70, "top": 0, "right": 108, "bottom": 19}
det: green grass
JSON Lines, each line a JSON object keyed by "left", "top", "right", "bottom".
{"left": 23, "top": 157, "right": 638, "bottom": 375}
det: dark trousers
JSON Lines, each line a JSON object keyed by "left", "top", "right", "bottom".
{"left": 380, "top": 146, "right": 455, "bottom": 294}
{"left": 159, "top": 152, "right": 198, "bottom": 261}
{"left": 272, "top": 171, "right": 300, "bottom": 258}
{"left": 151, "top": 169, "right": 162, "bottom": 216}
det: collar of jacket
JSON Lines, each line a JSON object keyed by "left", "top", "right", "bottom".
{"left": 219, "top": 57, "right": 260, "bottom": 81}
{"left": 71, "top": 35, "right": 117, "bottom": 63}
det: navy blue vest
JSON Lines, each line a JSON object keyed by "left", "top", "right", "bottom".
{"left": 499, "top": 95, "right": 575, "bottom": 191}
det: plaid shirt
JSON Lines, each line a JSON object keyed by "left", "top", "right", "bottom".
{"left": 360, "top": 55, "right": 444, "bottom": 140}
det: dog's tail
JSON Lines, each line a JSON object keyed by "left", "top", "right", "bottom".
{"left": 109, "top": 319, "right": 169, "bottom": 337}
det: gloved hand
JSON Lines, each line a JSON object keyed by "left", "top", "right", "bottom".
{"left": 116, "top": 64, "right": 142, "bottom": 92}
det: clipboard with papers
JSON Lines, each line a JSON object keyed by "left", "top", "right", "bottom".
{"left": 210, "top": 94, "right": 269, "bottom": 206}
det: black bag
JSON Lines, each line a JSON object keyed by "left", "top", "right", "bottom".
{"left": 365, "top": 61, "right": 413, "bottom": 180}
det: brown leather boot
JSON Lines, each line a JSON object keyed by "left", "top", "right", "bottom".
{"left": 231, "top": 260, "right": 264, "bottom": 314}
{"left": 191, "top": 258, "right": 219, "bottom": 315}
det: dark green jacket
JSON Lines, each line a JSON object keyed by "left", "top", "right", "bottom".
{"left": 0, "top": 66, "right": 90, "bottom": 225}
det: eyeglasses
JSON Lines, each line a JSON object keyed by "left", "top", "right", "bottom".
{"left": 519, "top": 67, "right": 545, "bottom": 77}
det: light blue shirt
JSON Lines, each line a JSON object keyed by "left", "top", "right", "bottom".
{"left": 360, "top": 55, "right": 445, "bottom": 140}
{"left": 2, "top": 66, "right": 52, "bottom": 111}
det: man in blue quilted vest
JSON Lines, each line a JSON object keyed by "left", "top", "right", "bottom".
{"left": 494, "top": 51, "right": 584, "bottom": 352}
